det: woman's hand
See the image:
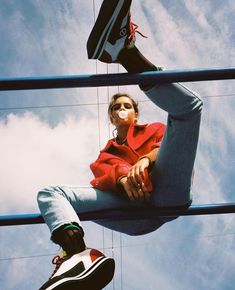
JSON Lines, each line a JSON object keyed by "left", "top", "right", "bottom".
{"left": 119, "top": 157, "right": 151, "bottom": 201}
{"left": 127, "top": 157, "right": 150, "bottom": 187}
{"left": 119, "top": 176, "right": 150, "bottom": 201}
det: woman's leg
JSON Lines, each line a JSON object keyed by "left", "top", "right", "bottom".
{"left": 37, "top": 186, "right": 119, "bottom": 289}
{"left": 118, "top": 46, "right": 203, "bottom": 208}
{"left": 146, "top": 83, "right": 202, "bottom": 207}
{"left": 37, "top": 185, "right": 164, "bottom": 237}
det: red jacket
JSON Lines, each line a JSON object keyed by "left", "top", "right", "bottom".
{"left": 90, "top": 122, "right": 166, "bottom": 193}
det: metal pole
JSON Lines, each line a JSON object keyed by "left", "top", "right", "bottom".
{"left": 1, "top": 203, "right": 235, "bottom": 226}
{"left": 0, "top": 68, "right": 235, "bottom": 91}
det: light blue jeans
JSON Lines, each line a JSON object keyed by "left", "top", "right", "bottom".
{"left": 37, "top": 83, "right": 203, "bottom": 236}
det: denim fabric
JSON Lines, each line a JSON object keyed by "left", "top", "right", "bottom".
{"left": 37, "top": 83, "right": 203, "bottom": 236}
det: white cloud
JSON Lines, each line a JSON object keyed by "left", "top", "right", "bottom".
{"left": 0, "top": 112, "right": 104, "bottom": 214}
{"left": 135, "top": 0, "right": 235, "bottom": 70}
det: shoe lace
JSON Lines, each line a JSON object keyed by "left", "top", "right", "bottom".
{"left": 129, "top": 20, "right": 147, "bottom": 42}
{"left": 50, "top": 255, "right": 64, "bottom": 278}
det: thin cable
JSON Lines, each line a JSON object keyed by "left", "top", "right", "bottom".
{"left": 107, "top": 63, "right": 116, "bottom": 290}
{"left": 0, "top": 253, "right": 57, "bottom": 262}
{"left": 203, "top": 93, "right": 235, "bottom": 98}
{"left": 117, "top": 62, "right": 123, "bottom": 290}
{"left": 120, "top": 230, "right": 123, "bottom": 290}
{"left": 0, "top": 93, "right": 235, "bottom": 111}
{"left": 92, "top": 1, "right": 107, "bottom": 289}
{"left": 0, "top": 243, "right": 143, "bottom": 262}
{"left": 93, "top": 4, "right": 101, "bottom": 151}
{"left": 1, "top": 231, "right": 235, "bottom": 262}
{"left": 0, "top": 102, "right": 102, "bottom": 111}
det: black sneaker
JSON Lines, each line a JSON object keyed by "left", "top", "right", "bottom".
{"left": 39, "top": 249, "right": 115, "bottom": 290}
{"left": 87, "top": 0, "right": 136, "bottom": 63}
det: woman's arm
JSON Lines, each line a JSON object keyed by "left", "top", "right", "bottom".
{"left": 90, "top": 153, "right": 132, "bottom": 192}
{"left": 119, "top": 147, "right": 159, "bottom": 201}
{"left": 128, "top": 147, "right": 159, "bottom": 184}
{"left": 138, "top": 147, "right": 159, "bottom": 168}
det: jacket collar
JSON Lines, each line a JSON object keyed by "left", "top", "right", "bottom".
{"left": 101, "top": 123, "right": 149, "bottom": 152}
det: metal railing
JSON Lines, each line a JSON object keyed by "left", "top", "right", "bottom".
{"left": 1, "top": 67, "right": 235, "bottom": 226}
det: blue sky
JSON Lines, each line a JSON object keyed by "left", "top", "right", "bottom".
{"left": 0, "top": 0, "right": 235, "bottom": 289}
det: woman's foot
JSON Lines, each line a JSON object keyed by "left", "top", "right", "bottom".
{"left": 87, "top": 0, "right": 134, "bottom": 63}
{"left": 39, "top": 248, "right": 115, "bottom": 290}
{"left": 87, "top": 0, "right": 162, "bottom": 90}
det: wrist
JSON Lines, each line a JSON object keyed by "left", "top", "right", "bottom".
{"left": 138, "top": 155, "right": 151, "bottom": 167}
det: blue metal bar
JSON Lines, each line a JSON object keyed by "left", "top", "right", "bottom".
{"left": 1, "top": 203, "right": 235, "bottom": 226}
{"left": 0, "top": 67, "right": 234, "bottom": 91}
{"left": 1, "top": 69, "right": 235, "bottom": 226}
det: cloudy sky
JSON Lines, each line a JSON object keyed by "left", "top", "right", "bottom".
{"left": 0, "top": 0, "right": 235, "bottom": 289}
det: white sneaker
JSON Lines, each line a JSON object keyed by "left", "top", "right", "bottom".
{"left": 87, "top": 0, "right": 138, "bottom": 63}
{"left": 39, "top": 249, "right": 115, "bottom": 290}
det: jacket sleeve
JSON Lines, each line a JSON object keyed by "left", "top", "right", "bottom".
{"left": 90, "top": 152, "right": 131, "bottom": 192}
{"left": 150, "top": 123, "right": 166, "bottom": 150}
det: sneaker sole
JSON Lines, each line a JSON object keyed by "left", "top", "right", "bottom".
{"left": 43, "top": 257, "right": 115, "bottom": 290}
{"left": 87, "top": 0, "right": 132, "bottom": 59}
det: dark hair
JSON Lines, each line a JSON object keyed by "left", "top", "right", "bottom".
{"left": 108, "top": 93, "right": 139, "bottom": 116}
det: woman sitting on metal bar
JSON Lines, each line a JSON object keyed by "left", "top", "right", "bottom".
{"left": 37, "top": 1, "right": 203, "bottom": 289}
